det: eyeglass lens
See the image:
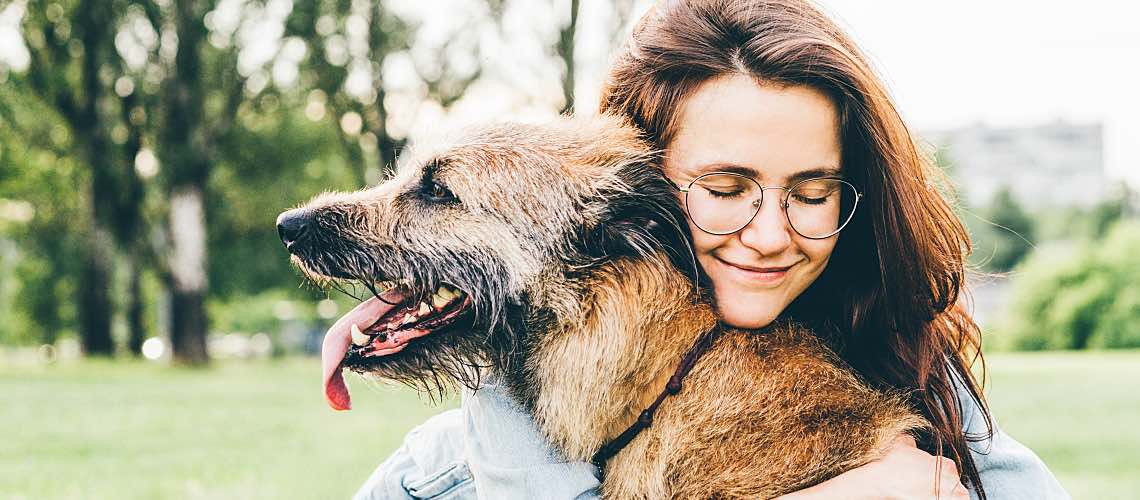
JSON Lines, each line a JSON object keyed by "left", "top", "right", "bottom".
{"left": 684, "top": 173, "right": 858, "bottom": 238}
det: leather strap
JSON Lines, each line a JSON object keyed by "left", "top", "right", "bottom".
{"left": 590, "top": 324, "right": 724, "bottom": 470}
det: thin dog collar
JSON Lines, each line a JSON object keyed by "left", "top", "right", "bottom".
{"left": 590, "top": 323, "right": 726, "bottom": 470}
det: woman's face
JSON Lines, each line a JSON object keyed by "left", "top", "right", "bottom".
{"left": 664, "top": 75, "right": 842, "bottom": 329}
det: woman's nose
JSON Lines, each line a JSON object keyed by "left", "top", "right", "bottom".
{"left": 737, "top": 196, "right": 793, "bottom": 255}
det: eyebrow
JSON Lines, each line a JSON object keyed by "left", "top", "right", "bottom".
{"left": 695, "top": 163, "right": 843, "bottom": 185}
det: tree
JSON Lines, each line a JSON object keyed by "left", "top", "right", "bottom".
{"left": 0, "top": 88, "right": 86, "bottom": 346}
{"left": 1002, "top": 221, "right": 1140, "bottom": 350}
{"left": 1087, "top": 182, "right": 1134, "bottom": 239}
{"left": 971, "top": 187, "right": 1036, "bottom": 272}
{"left": 10, "top": 0, "right": 150, "bottom": 356}
{"left": 556, "top": 0, "right": 580, "bottom": 114}
{"left": 7, "top": 0, "right": 252, "bottom": 364}
{"left": 285, "top": 0, "right": 496, "bottom": 184}
{"left": 553, "top": 0, "right": 636, "bottom": 114}
{"left": 159, "top": 0, "right": 214, "bottom": 365}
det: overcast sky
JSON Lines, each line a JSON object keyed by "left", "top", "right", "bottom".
{"left": 565, "top": 0, "right": 1139, "bottom": 187}
{"left": 2, "top": 0, "right": 1136, "bottom": 187}
{"left": 815, "top": 0, "right": 1139, "bottom": 187}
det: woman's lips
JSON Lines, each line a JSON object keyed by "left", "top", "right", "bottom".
{"left": 716, "top": 258, "right": 795, "bottom": 285}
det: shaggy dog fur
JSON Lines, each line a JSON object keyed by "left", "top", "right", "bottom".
{"left": 280, "top": 114, "right": 926, "bottom": 498}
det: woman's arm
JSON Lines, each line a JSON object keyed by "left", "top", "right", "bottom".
{"left": 353, "top": 383, "right": 601, "bottom": 500}
{"left": 781, "top": 374, "right": 1071, "bottom": 500}
{"left": 353, "top": 409, "right": 475, "bottom": 500}
{"left": 777, "top": 436, "right": 969, "bottom": 500}
{"left": 954, "top": 376, "right": 1070, "bottom": 499}
{"left": 361, "top": 388, "right": 961, "bottom": 500}
{"left": 462, "top": 381, "right": 602, "bottom": 498}
{"left": 357, "top": 374, "right": 1068, "bottom": 499}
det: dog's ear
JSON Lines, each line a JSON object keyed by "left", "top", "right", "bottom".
{"left": 580, "top": 164, "right": 699, "bottom": 282}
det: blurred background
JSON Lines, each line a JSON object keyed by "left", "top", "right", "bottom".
{"left": 0, "top": 0, "right": 1136, "bottom": 498}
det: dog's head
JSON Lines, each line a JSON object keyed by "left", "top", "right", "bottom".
{"left": 278, "top": 114, "right": 695, "bottom": 409}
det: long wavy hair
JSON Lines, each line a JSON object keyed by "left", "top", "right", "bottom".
{"left": 599, "top": 0, "right": 992, "bottom": 495}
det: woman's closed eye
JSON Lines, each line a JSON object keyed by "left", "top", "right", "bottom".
{"left": 789, "top": 184, "right": 839, "bottom": 206}
{"left": 705, "top": 186, "right": 748, "bottom": 199}
{"left": 789, "top": 190, "right": 832, "bottom": 205}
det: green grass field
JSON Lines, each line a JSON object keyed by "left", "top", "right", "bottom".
{"left": 2, "top": 351, "right": 1137, "bottom": 499}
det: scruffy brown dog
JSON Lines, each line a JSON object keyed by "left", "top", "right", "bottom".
{"left": 278, "top": 114, "right": 926, "bottom": 498}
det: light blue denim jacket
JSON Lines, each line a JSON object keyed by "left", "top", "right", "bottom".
{"left": 354, "top": 378, "right": 1069, "bottom": 500}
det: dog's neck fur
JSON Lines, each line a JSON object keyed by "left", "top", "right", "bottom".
{"left": 517, "top": 253, "right": 718, "bottom": 461}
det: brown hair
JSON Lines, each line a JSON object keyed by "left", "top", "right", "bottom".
{"left": 599, "top": 0, "right": 993, "bottom": 495}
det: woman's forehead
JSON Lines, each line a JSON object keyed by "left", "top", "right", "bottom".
{"left": 665, "top": 75, "right": 842, "bottom": 183}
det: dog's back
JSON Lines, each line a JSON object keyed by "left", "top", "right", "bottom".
{"left": 602, "top": 320, "right": 926, "bottom": 499}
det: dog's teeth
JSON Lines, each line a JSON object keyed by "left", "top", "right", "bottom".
{"left": 431, "top": 293, "right": 449, "bottom": 309}
{"left": 402, "top": 313, "right": 417, "bottom": 325}
{"left": 418, "top": 302, "right": 431, "bottom": 315}
{"left": 351, "top": 324, "right": 369, "bottom": 346}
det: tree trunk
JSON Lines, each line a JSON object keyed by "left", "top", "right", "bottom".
{"left": 168, "top": 186, "right": 210, "bottom": 365}
{"left": 161, "top": 0, "right": 211, "bottom": 366}
{"left": 369, "top": 2, "right": 400, "bottom": 176}
{"left": 78, "top": 220, "right": 115, "bottom": 356}
{"left": 171, "top": 288, "right": 208, "bottom": 364}
{"left": 126, "top": 248, "right": 146, "bottom": 356}
{"left": 558, "top": 0, "right": 580, "bottom": 115}
{"left": 73, "top": 0, "right": 116, "bottom": 356}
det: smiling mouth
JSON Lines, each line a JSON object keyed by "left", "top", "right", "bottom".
{"left": 718, "top": 258, "right": 796, "bottom": 282}
{"left": 721, "top": 258, "right": 794, "bottom": 273}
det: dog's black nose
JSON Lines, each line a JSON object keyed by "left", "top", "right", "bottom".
{"left": 277, "top": 208, "right": 311, "bottom": 250}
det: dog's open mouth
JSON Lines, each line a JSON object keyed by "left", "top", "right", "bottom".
{"left": 320, "top": 282, "right": 472, "bottom": 411}
{"left": 351, "top": 283, "right": 471, "bottom": 357}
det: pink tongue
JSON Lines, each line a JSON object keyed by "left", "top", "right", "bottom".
{"left": 321, "top": 292, "right": 404, "bottom": 411}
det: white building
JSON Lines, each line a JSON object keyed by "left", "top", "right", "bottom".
{"left": 924, "top": 121, "right": 1106, "bottom": 209}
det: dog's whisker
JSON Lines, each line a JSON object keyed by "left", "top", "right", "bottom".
{"left": 327, "top": 280, "right": 362, "bottom": 302}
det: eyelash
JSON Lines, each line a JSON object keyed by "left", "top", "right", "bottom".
{"left": 420, "top": 160, "right": 458, "bottom": 204}
{"left": 423, "top": 178, "right": 456, "bottom": 202}
{"left": 707, "top": 188, "right": 745, "bottom": 199}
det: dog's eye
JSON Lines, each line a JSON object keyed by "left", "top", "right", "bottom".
{"left": 423, "top": 179, "right": 456, "bottom": 203}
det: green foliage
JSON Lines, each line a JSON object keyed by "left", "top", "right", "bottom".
{"left": 1034, "top": 186, "right": 1133, "bottom": 242}
{"left": 0, "top": 88, "right": 84, "bottom": 346}
{"left": 1003, "top": 220, "right": 1140, "bottom": 350}
{"left": 2, "top": 0, "right": 504, "bottom": 355}
{"left": 208, "top": 104, "right": 357, "bottom": 299}
{"left": 967, "top": 187, "right": 1036, "bottom": 272}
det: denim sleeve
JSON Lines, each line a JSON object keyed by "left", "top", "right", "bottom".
{"left": 353, "top": 383, "right": 601, "bottom": 500}
{"left": 461, "top": 383, "right": 602, "bottom": 499}
{"left": 353, "top": 409, "right": 475, "bottom": 500}
{"left": 956, "top": 378, "right": 1071, "bottom": 499}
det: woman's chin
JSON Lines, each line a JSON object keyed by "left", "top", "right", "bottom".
{"left": 715, "top": 299, "right": 780, "bottom": 330}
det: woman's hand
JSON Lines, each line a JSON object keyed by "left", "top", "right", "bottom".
{"left": 777, "top": 435, "right": 969, "bottom": 500}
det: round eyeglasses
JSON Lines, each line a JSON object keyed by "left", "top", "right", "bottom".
{"left": 676, "top": 172, "right": 862, "bottom": 239}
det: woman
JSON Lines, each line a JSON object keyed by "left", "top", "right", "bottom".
{"left": 355, "top": 0, "right": 1068, "bottom": 498}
